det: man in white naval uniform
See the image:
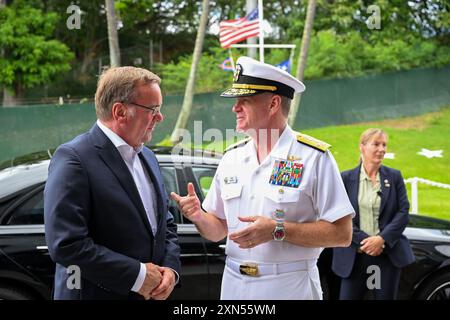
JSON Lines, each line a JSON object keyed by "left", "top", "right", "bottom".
{"left": 171, "top": 56, "right": 355, "bottom": 300}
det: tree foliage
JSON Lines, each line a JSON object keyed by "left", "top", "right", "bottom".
{"left": 159, "top": 46, "right": 233, "bottom": 94}
{"left": 3, "top": 0, "right": 448, "bottom": 100}
{"left": 0, "top": 2, "right": 74, "bottom": 99}
{"left": 158, "top": 0, "right": 450, "bottom": 93}
{"left": 303, "top": 30, "right": 450, "bottom": 79}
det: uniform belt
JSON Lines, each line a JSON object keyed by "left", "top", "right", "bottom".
{"left": 226, "top": 257, "right": 316, "bottom": 277}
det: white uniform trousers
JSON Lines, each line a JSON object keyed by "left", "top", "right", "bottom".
{"left": 220, "top": 259, "right": 323, "bottom": 300}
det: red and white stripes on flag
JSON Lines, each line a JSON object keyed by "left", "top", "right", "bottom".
{"left": 219, "top": 8, "right": 260, "bottom": 49}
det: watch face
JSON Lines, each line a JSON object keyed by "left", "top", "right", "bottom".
{"left": 274, "top": 228, "right": 285, "bottom": 240}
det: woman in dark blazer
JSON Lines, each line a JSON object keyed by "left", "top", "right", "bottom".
{"left": 332, "top": 128, "right": 415, "bottom": 299}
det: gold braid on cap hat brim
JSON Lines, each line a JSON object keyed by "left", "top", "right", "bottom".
{"left": 232, "top": 83, "right": 277, "bottom": 91}
{"left": 221, "top": 88, "right": 257, "bottom": 96}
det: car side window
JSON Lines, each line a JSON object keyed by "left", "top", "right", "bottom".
{"left": 191, "top": 167, "right": 216, "bottom": 198}
{"left": 160, "top": 166, "right": 182, "bottom": 224}
{"left": 6, "top": 189, "right": 44, "bottom": 225}
{"left": 5, "top": 167, "right": 184, "bottom": 226}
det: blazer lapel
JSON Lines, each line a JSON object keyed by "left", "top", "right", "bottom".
{"left": 90, "top": 125, "right": 154, "bottom": 236}
{"left": 139, "top": 150, "right": 164, "bottom": 226}
{"left": 379, "top": 165, "right": 391, "bottom": 215}
{"left": 348, "top": 165, "right": 361, "bottom": 224}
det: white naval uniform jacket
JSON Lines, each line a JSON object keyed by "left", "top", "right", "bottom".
{"left": 203, "top": 125, "right": 355, "bottom": 264}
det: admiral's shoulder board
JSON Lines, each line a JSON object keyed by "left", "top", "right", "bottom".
{"left": 224, "top": 137, "right": 251, "bottom": 153}
{"left": 296, "top": 132, "right": 331, "bottom": 152}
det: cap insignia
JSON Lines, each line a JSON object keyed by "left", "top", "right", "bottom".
{"left": 233, "top": 64, "right": 242, "bottom": 82}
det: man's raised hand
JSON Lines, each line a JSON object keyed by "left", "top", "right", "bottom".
{"left": 171, "top": 183, "right": 204, "bottom": 222}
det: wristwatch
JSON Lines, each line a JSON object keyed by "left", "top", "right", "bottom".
{"left": 272, "top": 221, "right": 286, "bottom": 241}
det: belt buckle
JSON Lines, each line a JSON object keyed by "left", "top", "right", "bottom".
{"left": 239, "top": 263, "right": 259, "bottom": 277}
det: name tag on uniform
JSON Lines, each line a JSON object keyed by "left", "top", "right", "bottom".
{"left": 268, "top": 160, "right": 303, "bottom": 188}
{"left": 224, "top": 176, "right": 238, "bottom": 184}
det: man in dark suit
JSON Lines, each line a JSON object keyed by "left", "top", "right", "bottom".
{"left": 332, "top": 129, "right": 415, "bottom": 299}
{"left": 44, "top": 66, "right": 180, "bottom": 300}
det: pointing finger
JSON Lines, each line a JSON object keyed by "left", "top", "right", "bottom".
{"left": 170, "top": 192, "right": 181, "bottom": 202}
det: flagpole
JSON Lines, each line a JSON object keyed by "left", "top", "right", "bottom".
{"left": 228, "top": 48, "right": 235, "bottom": 70}
{"left": 258, "top": 0, "right": 264, "bottom": 62}
{"left": 289, "top": 47, "right": 295, "bottom": 73}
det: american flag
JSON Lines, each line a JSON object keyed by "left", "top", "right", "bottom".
{"left": 219, "top": 8, "right": 260, "bottom": 49}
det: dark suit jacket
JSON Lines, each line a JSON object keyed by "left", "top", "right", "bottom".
{"left": 44, "top": 124, "right": 181, "bottom": 299}
{"left": 332, "top": 164, "right": 415, "bottom": 278}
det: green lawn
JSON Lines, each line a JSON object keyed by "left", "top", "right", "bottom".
{"left": 185, "top": 106, "right": 450, "bottom": 221}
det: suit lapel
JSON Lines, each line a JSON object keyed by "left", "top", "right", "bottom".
{"left": 139, "top": 150, "right": 164, "bottom": 226}
{"left": 348, "top": 165, "right": 361, "bottom": 224}
{"left": 90, "top": 125, "right": 154, "bottom": 236}
{"left": 379, "top": 165, "right": 390, "bottom": 215}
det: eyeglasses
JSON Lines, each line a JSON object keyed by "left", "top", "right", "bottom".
{"left": 126, "top": 102, "right": 161, "bottom": 116}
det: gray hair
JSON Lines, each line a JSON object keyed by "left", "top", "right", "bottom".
{"left": 95, "top": 66, "right": 161, "bottom": 120}
{"left": 280, "top": 95, "right": 291, "bottom": 117}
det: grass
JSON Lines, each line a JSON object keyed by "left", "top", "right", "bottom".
{"left": 169, "top": 106, "right": 450, "bottom": 221}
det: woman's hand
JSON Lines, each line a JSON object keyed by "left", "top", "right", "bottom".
{"left": 360, "top": 235, "right": 385, "bottom": 256}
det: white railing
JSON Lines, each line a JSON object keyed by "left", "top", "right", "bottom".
{"left": 404, "top": 177, "right": 450, "bottom": 214}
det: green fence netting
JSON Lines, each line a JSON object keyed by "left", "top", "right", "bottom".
{"left": 1, "top": 66, "right": 449, "bottom": 162}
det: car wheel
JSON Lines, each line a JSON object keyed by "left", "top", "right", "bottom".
{"left": 0, "top": 285, "right": 36, "bottom": 300}
{"left": 416, "top": 271, "right": 450, "bottom": 300}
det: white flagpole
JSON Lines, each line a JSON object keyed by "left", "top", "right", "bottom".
{"left": 258, "top": 0, "right": 264, "bottom": 62}
{"left": 228, "top": 48, "right": 235, "bottom": 70}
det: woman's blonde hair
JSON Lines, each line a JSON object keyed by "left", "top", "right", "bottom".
{"left": 360, "top": 128, "right": 388, "bottom": 145}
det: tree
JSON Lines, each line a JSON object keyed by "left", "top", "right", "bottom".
{"left": 288, "top": 0, "right": 316, "bottom": 127}
{"left": 170, "top": 0, "right": 210, "bottom": 144}
{"left": 6, "top": 0, "right": 447, "bottom": 102}
{"left": 0, "top": 2, "right": 74, "bottom": 106}
{"left": 105, "top": 0, "right": 121, "bottom": 67}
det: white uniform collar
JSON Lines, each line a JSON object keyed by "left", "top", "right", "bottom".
{"left": 269, "top": 124, "right": 296, "bottom": 160}
{"left": 241, "top": 124, "right": 295, "bottom": 162}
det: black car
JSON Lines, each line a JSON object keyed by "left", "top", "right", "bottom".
{"left": 0, "top": 148, "right": 449, "bottom": 300}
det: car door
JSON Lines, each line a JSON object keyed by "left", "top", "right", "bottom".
{"left": 0, "top": 184, "right": 53, "bottom": 299}
{"left": 185, "top": 164, "right": 225, "bottom": 300}
{"left": 159, "top": 163, "right": 211, "bottom": 299}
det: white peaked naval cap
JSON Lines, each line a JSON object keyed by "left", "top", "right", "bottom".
{"left": 221, "top": 56, "right": 305, "bottom": 99}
